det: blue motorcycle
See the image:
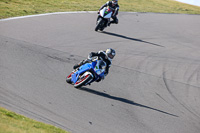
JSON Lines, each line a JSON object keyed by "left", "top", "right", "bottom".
{"left": 66, "top": 58, "right": 106, "bottom": 88}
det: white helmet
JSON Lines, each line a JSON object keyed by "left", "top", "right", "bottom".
{"left": 106, "top": 48, "right": 116, "bottom": 60}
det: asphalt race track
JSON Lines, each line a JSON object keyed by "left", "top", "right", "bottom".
{"left": 0, "top": 12, "right": 200, "bottom": 133}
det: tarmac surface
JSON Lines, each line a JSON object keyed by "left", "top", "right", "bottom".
{"left": 0, "top": 12, "right": 200, "bottom": 133}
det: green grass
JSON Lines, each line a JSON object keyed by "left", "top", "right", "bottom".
{"left": 0, "top": 0, "right": 200, "bottom": 19}
{"left": 0, "top": 107, "right": 69, "bottom": 133}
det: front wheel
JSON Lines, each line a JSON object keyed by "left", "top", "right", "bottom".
{"left": 74, "top": 73, "right": 93, "bottom": 88}
{"left": 66, "top": 71, "right": 75, "bottom": 83}
{"left": 95, "top": 18, "right": 104, "bottom": 31}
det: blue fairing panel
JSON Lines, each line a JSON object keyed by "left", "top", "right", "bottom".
{"left": 71, "top": 63, "right": 93, "bottom": 83}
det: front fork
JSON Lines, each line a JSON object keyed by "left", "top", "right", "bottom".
{"left": 96, "top": 15, "right": 109, "bottom": 27}
{"left": 96, "top": 15, "right": 101, "bottom": 24}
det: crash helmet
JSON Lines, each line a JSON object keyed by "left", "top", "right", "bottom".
{"left": 106, "top": 48, "right": 116, "bottom": 60}
{"left": 112, "top": 0, "right": 118, "bottom": 5}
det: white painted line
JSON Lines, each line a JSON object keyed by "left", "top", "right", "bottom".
{"left": 0, "top": 11, "right": 97, "bottom": 22}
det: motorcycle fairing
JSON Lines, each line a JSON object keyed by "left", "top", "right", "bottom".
{"left": 100, "top": 7, "right": 112, "bottom": 19}
{"left": 71, "top": 62, "right": 97, "bottom": 84}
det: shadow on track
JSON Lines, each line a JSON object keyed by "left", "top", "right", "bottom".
{"left": 80, "top": 87, "right": 178, "bottom": 117}
{"left": 101, "top": 31, "right": 164, "bottom": 47}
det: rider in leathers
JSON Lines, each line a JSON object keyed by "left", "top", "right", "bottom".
{"left": 73, "top": 48, "right": 116, "bottom": 81}
{"left": 98, "top": 0, "right": 119, "bottom": 26}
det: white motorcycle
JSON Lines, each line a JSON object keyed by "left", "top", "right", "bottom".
{"left": 95, "top": 7, "right": 113, "bottom": 31}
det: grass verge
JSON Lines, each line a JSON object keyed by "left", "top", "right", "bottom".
{"left": 0, "top": 107, "right": 69, "bottom": 133}
{"left": 0, "top": 0, "right": 200, "bottom": 19}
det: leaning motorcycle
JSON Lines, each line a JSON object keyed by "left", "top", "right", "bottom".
{"left": 95, "top": 7, "right": 113, "bottom": 31}
{"left": 66, "top": 57, "right": 106, "bottom": 88}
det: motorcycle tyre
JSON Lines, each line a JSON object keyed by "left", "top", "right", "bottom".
{"left": 74, "top": 74, "right": 93, "bottom": 88}
{"left": 66, "top": 71, "right": 74, "bottom": 83}
{"left": 95, "top": 18, "right": 103, "bottom": 31}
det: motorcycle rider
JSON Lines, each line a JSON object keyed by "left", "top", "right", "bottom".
{"left": 73, "top": 48, "right": 116, "bottom": 81}
{"left": 98, "top": 0, "right": 119, "bottom": 26}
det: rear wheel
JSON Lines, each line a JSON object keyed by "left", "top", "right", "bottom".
{"left": 74, "top": 73, "right": 93, "bottom": 88}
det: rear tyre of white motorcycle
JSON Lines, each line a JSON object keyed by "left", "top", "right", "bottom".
{"left": 74, "top": 73, "right": 93, "bottom": 88}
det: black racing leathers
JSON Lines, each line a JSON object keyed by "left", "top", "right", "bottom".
{"left": 89, "top": 51, "right": 112, "bottom": 76}
{"left": 99, "top": 1, "right": 119, "bottom": 24}
{"left": 99, "top": 1, "right": 119, "bottom": 16}
{"left": 73, "top": 51, "right": 112, "bottom": 78}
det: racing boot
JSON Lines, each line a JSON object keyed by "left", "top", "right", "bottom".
{"left": 109, "top": 20, "right": 116, "bottom": 26}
